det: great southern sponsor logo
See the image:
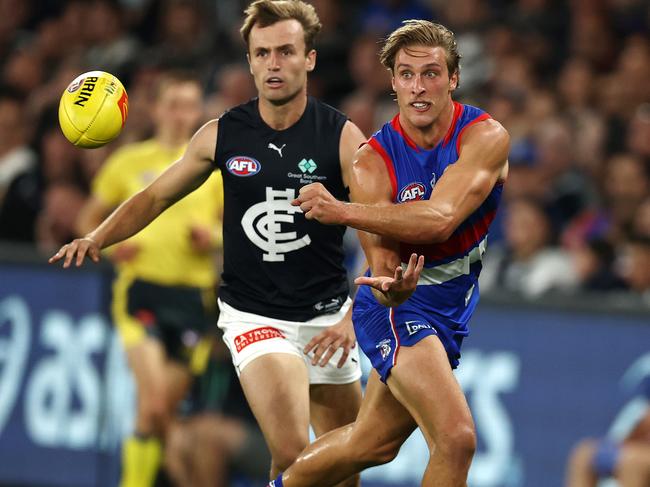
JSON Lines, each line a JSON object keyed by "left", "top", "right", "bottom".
{"left": 226, "top": 156, "right": 261, "bottom": 177}
{"left": 298, "top": 158, "right": 317, "bottom": 173}
{"left": 234, "top": 326, "right": 285, "bottom": 352}
{"left": 241, "top": 187, "right": 311, "bottom": 262}
{"left": 398, "top": 182, "right": 426, "bottom": 202}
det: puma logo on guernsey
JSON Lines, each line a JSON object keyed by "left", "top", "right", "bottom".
{"left": 267, "top": 142, "right": 286, "bottom": 157}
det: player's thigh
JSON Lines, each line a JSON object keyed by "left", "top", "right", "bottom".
{"left": 163, "top": 359, "right": 192, "bottom": 411}
{"left": 239, "top": 353, "right": 311, "bottom": 451}
{"left": 309, "top": 380, "right": 362, "bottom": 436}
{"left": 387, "top": 334, "right": 474, "bottom": 449}
{"left": 348, "top": 371, "right": 417, "bottom": 463}
{"left": 125, "top": 337, "right": 168, "bottom": 400}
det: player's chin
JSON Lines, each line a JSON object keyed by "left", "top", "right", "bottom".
{"left": 265, "top": 87, "right": 301, "bottom": 106}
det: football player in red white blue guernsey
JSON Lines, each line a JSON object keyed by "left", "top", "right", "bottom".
{"left": 278, "top": 19, "right": 510, "bottom": 487}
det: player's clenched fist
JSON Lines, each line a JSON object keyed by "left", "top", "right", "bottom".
{"left": 291, "top": 182, "right": 346, "bottom": 225}
{"left": 48, "top": 237, "right": 101, "bottom": 268}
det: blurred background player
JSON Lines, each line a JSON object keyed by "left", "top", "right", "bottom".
{"left": 75, "top": 71, "right": 223, "bottom": 487}
{"left": 164, "top": 336, "right": 271, "bottom": 487}
{"left": 565, "top": 378, "right": 650, "bottom": 487}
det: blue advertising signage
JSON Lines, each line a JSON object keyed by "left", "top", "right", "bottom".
{"left": 1, "top": 258, "right": 648, "bottom": 487}
{"left": 0, "top": 262, "right": 132, "bottom": 487}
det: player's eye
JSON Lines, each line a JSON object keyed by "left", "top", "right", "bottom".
{"left": 400, "top": 71, "right": 412, "bottom": 79}
{"left": 425, "top": 71, "right": 437, "bottom": 78}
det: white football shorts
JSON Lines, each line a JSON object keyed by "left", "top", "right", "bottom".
{"left": 217, "top": 298, "right": 361, "bottom": 384}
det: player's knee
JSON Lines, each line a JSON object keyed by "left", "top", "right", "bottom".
{"left": 350, "top": 426, "right": 401, "bottom": 466}
{"left": 436, "top": 421, "right": 476, "bottom": 465}
{"left": 270, "top": 441, "right": 308, "bottom": 472}
{"left": 364, "top": 440, "right": 402, "bottom": 466}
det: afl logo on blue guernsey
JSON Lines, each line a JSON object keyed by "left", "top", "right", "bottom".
{"left": 398, "top": 182, "right": 426, "bottom": 202}
{"left": 226, "top": 156, "right": 261, "bottom": 177}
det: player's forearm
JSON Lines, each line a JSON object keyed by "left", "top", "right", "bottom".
{"left": 86, "top": 189, "right": 166, "bottom": 248}
{"left": 341, "top": 201, "right": 453, "bottom": 244}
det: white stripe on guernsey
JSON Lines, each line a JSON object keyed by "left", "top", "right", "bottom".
{"left": 404, "top": 237, "right": 488, "bottom": 286}
{"left": 388, "top": 308, "right": 400, "bottom": 366}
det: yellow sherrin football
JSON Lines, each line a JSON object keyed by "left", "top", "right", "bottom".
{"left": 58, "top": 71, "right": 128, "bottom": 148}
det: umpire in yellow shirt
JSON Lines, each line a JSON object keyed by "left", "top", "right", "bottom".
{"left": 76, "top": 71, "right": 223, "bottom": 487}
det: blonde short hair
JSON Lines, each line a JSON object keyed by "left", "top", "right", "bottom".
{"left": 380, "top": 20, "right": 461, "bottom": 79}
{"left": 240, "top": 0, "right": 322, "bottom": 53}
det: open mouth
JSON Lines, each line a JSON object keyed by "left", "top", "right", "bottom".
{"left": 266, "top": 77, "right": 284, "bottom": 88}
{"left": 410, "top": 101, "right": 431, "bottom": 112}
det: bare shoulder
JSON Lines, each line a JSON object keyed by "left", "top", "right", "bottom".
{"left": 460, "top": 118, "right": 510, "bottom": 153}
{"left": 354, "top": 142, "right": 385, "bottom": 170}
{"left": 341, "top": 120, "right": 366, "bottom": 145}
{"left": 350, "top": 142, "right": 393, "bottom": 204}
{"left": 186, "top": 119, "right": 219, "bottom": 162}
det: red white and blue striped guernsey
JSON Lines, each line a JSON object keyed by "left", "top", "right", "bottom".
{"left": 352, "top": 102, "right": 503, "bottom": 382}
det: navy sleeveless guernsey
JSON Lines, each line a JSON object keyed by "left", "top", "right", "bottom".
{"left": 214, "top": 97, "right": 349, "bottom": 321}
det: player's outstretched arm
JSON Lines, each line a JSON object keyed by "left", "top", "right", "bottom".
{"left": 49, "top": 120, "right": 220, "bottom": 268}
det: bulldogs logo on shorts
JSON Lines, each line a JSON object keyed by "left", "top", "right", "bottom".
{"left": 376, "top": 339, "right": 392, "bottom": 361}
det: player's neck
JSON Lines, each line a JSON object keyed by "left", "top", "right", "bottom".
{"left": 258, "top": 90, "right": 308, "bottom": 131}
{"left": 401, "top": 98, "right": 455, "bottom": 150}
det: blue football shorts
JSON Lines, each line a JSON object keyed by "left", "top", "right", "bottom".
{"left": 352, "top": 298, "right": 468, "bottom": 383}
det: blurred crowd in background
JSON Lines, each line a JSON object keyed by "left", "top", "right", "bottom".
{"left": 0, "top": 0, "right": 648, "bottom": 300}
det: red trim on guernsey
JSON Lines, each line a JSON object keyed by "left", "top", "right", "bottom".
{"left": 401, "top": 208, "right": 497, "bottom": 262}
{"left": 389, "top": 308, "right": 400, "bottom": 367}
{"left": 368, "top": 137, "right": 398, "bottom": 200}
{"left": 390, "top": 114, "right": 419, "bottom": 151}
{"left": 442, "top": 101, "right": 464, "bottom": 147}
{"left": 456, "top": 113, "right": 491, "bottom": 154}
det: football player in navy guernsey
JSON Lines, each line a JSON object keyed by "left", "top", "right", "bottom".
{"left": 269, "top": 20, "right": 510, "bottom": 487}
{"left": 49, "top": 1, "right": 366, "bottom": 485}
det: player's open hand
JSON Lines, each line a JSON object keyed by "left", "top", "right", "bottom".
{"left": 292, "top": 182, "right": 345, "bottom": 225}
{"left": 48, "top": 237, "right": 101, "bottom": 268}
{"left": 303, "top": 315, "right": 356, "bottom": 368}
{"left": 354, "top": 253, "right": 425, "bottom": 307}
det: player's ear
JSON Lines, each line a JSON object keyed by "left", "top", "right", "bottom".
{"left": 391, "top": 73, "right": 396, "bottom": 92}
{"left": 306, "top": 49, "right": 316, "bottom": 72}
{"left": 450, "top": 70, "right": 459, "bottom": 91}
{"left": 246, "top": 53, "right": 254, "bottom": 74}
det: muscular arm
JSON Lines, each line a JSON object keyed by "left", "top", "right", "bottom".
{"left": 338, "top": 120, "right": 367, "bottom": 189}
{"left": 346, "top": 120, "right": 509, "bottom": 243}
{"left": 50, "top": 120, "right": 219, "bottom": 266}
{"left": 349, "top": 144, "right": 422, "bottom": 306}
{"left": 88, "top": 120, "right": 218, "bottom": 248}
{"left": 301, "top": 119, "right": 510, "bottom": 244}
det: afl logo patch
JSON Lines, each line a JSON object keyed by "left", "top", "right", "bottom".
{"left": 398, "top": 182, "right": 426, "bottom": 202}
{"left": 226, "top": 156, "right": 261, "bottom": 177}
